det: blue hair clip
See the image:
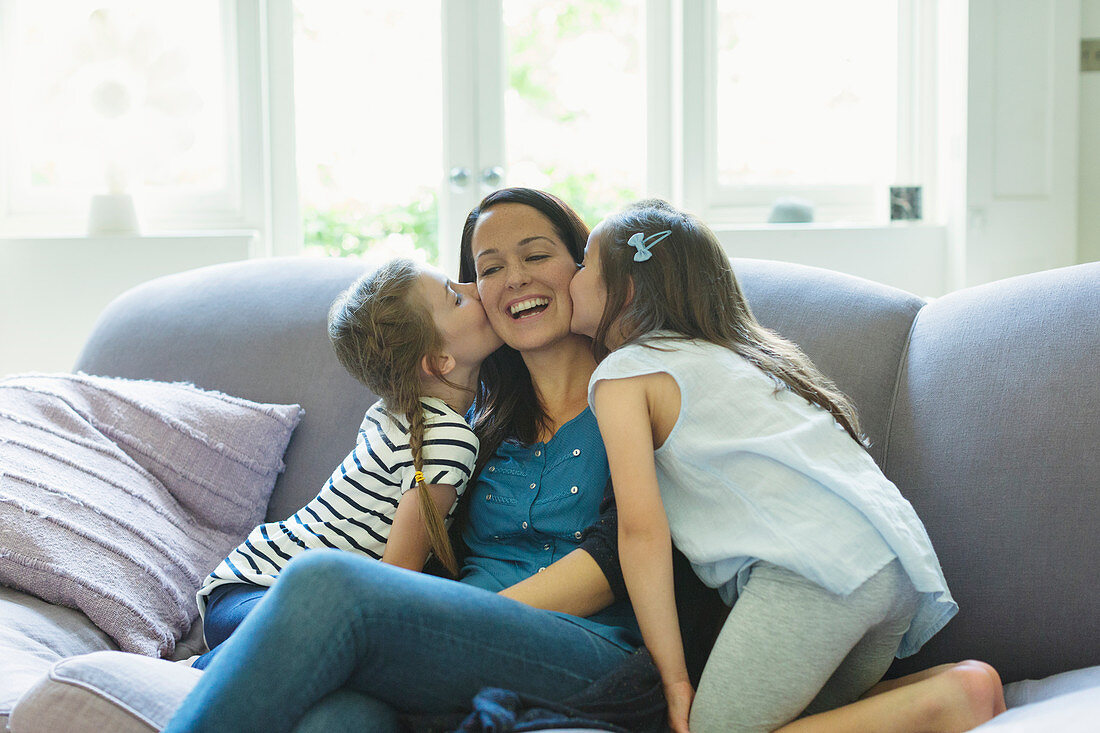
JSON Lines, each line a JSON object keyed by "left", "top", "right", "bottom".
{"left": 628, "top": 230, "right": 672, "bottom": 262}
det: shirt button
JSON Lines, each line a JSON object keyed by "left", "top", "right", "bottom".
{"left": 486, "top": 494, "right": 492, "bottom": 500}
{"left": 572, "top": 449, "right": 581, "bottom": 456}
{"left": 529, "top": 483, "right": 537, "bottom": 489}
{"left": 522, "top": 521, "right": 529, "bottom": 529}
{"left": 574, "top": 531, "right": 583, "bottom": 539}
{"left": 537, "top": 567, "right": 546, "bottom": 573}
{"left": 570, "top": 486, "right": 578, "bottom": 494}
{"left": 534, "top": 450, "right": 541, "bottom": 457}
{"left": 543, "top": 544, "right": 551, "bottom": 550}
{"left": 488, "top": 466, "right": 495, "bottom": 472}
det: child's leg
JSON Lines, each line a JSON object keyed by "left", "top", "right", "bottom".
{"left": 776, "top": 661, "right": 1004, "bottom": 732}
{"left": 802, "top": 560, "right": 920, "bottom": 715}
{"left": 689, "top": 560, "right": 913, "bottom": 733}
{"left": 192, "top": 583, "right": 268, "bottom": 670}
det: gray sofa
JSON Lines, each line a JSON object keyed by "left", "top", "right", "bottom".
{"left": 3, "top": 256, "right": 1098, "bottom": 731}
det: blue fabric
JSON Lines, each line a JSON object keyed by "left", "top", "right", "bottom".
{"left": 462, "top": 407, "right": 639, "bottom": 648}
{"left": 163, "top": 550, "right": 634, "bottom": 733}
{"left": 191, "top": 582, "right": 267, "bottom": 670}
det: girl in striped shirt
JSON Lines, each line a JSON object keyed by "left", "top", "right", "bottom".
{"left": 192, "top": 258, "right": 502, "bottom": 668}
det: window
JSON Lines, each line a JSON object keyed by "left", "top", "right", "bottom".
{"left": 2, "top": 1, "right": 936, "bottom": 252}
{"left": 0, "top": 0, "right": 251, "bottom": 234}
{"left": 675, "top": 0, "right": 931, "bottom": 225}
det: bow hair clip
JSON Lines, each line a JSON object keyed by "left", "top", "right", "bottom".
{"left": 628, "top": 230, "right": 672, "bottom": 262}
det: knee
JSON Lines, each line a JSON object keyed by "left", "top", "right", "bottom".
{"left": 278, "top": 549, "right": 369, "bottom": 595}
{"left": 292, "top": 689, "right": 399, "bottom": 733}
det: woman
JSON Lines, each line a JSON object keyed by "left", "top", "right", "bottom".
{"left": 163, "top": 188, "right": 646, "bottom": 733}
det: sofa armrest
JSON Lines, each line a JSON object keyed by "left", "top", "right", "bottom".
{"left": 9, "top": 652, "right": 200, "bottom": 733}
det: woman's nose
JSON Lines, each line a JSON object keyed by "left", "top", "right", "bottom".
{"left": 504, "top": 262, "right": 530, "bottom": 289}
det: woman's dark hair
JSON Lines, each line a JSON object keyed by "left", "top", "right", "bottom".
{"left": 458, "top": 187, "right": 590, "bottom": 475}
{"left": 594, "top": 198, "right": 867, "bottom": 447}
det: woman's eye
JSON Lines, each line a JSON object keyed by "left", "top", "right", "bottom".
{"left": 527, "top": 254, "right": 548, "bottom": 262}
{"left": 478, "top": 266, "right": 500, "bottom": 277}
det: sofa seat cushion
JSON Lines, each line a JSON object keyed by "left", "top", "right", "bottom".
{"left": 9, "top": 651, "right": 201, "bottom": 733}
{"left": 975, "top": 678, "right": 1100, "bottom": 731}
{"left": 0, "top": 585, "right": 116, "bottom": 727}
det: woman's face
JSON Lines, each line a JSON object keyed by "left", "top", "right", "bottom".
{"left": 469, "top": 203, "right": 581, "bottom": 354}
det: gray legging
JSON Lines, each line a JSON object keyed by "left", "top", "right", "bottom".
{"left": 690, "top": 558, "right": 921, "bottom": 733}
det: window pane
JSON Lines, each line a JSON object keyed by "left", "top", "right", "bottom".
{"left": 294, "top": 1, "right": 441, "bottom": 262}
{"left": 503, "top": 0, "right": 645, "bottom": 227}
{"left": 716, "top": 0, "right": 897, "bottom": 187}
{"left": 7, "top": 1, "right": 231, "bottom": 202}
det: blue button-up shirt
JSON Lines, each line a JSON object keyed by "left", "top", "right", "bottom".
{"left": 461, "top": 408, "right": 640, "bottom": 650}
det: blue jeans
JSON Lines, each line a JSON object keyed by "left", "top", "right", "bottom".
{"left": 191, "top": 583, "right": 269, "bottom": 670}
{"left": 164, "top": 550, "right": 635, "bottom": 733}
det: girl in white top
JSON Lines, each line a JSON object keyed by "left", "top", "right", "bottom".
{"left": 569, "top": 200, "right": 1005, "bottom": 733}
{"left": 195, "top": 258, "right": 502, "bottom": 657}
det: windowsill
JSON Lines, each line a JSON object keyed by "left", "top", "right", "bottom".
{"left": 712, "top": 222, "right": 950, "bottom": 297}
{"left": 0, "top": 230, "right": 261, "bottom": 243}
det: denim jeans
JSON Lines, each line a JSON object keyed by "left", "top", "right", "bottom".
{"left": 164, "top": 550, "right": 635, "bottom": 733}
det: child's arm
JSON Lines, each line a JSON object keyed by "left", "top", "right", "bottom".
{"left": 381, "top": 483, "right": 459, "bottom": 572}
{"left": 592, "top": 375, "right": 693, "bottom": 733}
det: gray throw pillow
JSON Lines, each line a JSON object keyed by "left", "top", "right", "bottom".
{"left": 0, "top": 373, "right": 302, "bottom": 658}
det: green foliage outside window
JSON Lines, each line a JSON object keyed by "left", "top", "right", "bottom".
{"left": 304, "top": 172, "right": 637, "bottom": 260}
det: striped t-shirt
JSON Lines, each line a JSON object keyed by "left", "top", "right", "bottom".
{"left": 197, "top": 396, "right": 477, "bottom": 618}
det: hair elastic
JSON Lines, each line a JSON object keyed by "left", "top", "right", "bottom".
{"left": 414, "top": 470, "right": 425, "bottom": 485}
{"left": 628, "top": 230, "right": 672, "bottom": 262}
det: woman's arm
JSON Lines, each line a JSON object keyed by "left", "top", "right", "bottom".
{"left": 592, "top": 375, "right": 693, "bottom": 732}
{"left": 381, "top": 483, "right": 459, "bottom": 572}
{"left": 497, "top": 546, "right": 615, "bottom": 616}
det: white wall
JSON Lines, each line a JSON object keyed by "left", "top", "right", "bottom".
{"left": 0, "top": 234, "right": 256, "bottom": 377}
{"left": 1081, "top": 0, "right": 1100, "bottom": 264}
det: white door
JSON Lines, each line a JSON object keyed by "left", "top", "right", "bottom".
{"left": 293, "top": 0, "right": 648, "bottom": 275}
{"left": 964, "top": 0, "right": 1080, "bottom": 287}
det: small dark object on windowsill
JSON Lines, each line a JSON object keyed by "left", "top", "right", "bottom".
{"left": 890, "top": 186, "right": 922, "bottom": 221}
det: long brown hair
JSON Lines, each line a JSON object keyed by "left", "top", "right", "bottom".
{"left": 328, "top": 258, "right": 460, "bottom": 575}
{"left": 458, "top": 187, "right": 590, "bottom": 473}
{"left": 594, "top": 199, "right": 867, "bottom": 447}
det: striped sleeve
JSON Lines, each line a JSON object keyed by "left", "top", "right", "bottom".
{"left": 417, "top": 419, "right": 478, "bottom": 496}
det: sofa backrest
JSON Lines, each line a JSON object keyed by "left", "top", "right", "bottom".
{"left": 732, "top": 258, "right": 926, "bottom": 468}
{"left": 76, "top": 256, "right": 1100, "bottom": 684}
{"left": 75, "top": 257, "right": 382, "bottom": 523}
{"left": 883, "top": 262, "right": 1100, "bottom": 683}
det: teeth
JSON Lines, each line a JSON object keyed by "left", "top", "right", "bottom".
{"left": 509, "top": 297, "right": 549, "bottom": 316}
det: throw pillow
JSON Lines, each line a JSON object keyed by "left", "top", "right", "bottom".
{"left": 0, "top": 373, "right": 303, "bottom": 658}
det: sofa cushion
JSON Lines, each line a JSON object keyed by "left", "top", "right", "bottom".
{"left": 0, "top": 373, "right": 302, "bottom": 659}
{"left": 973, "top": 682, "right": 1100, "bottom": 731}
{"left": 884, "top": 262, "right": 1100, "bottom": 683}
{"left": 73, "top": 257, "right": 380, "bottom": 523}
{"left": 733, "top": 258, "right": 925, "bottom": 469}
{"left": 9, "top": 651, "right": 201, "bottom": 733}
{"left": 0, "top": 585, "right": 116, "bottom": 729}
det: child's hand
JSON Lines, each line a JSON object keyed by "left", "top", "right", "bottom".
{"left": 663, "top": 679, "right": 695, "bottom": 733}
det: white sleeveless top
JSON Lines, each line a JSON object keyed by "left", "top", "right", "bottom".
{"left": 588, "top": 334, "right": 957, "bottom": 657}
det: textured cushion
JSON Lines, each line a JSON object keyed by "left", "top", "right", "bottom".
{"left": 9, "top": 651, "right": 200, "bottom": 733}
{"left": 733, "top": 258, "right": 925, "bottom": 468}
{"left": 884, "top": 262, "right": 1100, "bottom": 683}
{"left": 0, "top": 585, "right": 116, "bottom": 727}
{"left": 0, "top": 373, "right": 302, "bottom": 658}
{"left": 74, "top": 257, "right": 379, "bottom": 523}
{"left": 972, "top": 683, "right": 1100, "bottom": 731}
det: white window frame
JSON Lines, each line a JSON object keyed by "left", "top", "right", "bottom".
{"left": 652, "top": 0, "right": 939, "bottom": 226}
{"left": 0, "top": 0, "right": 299, "bottom": 254}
